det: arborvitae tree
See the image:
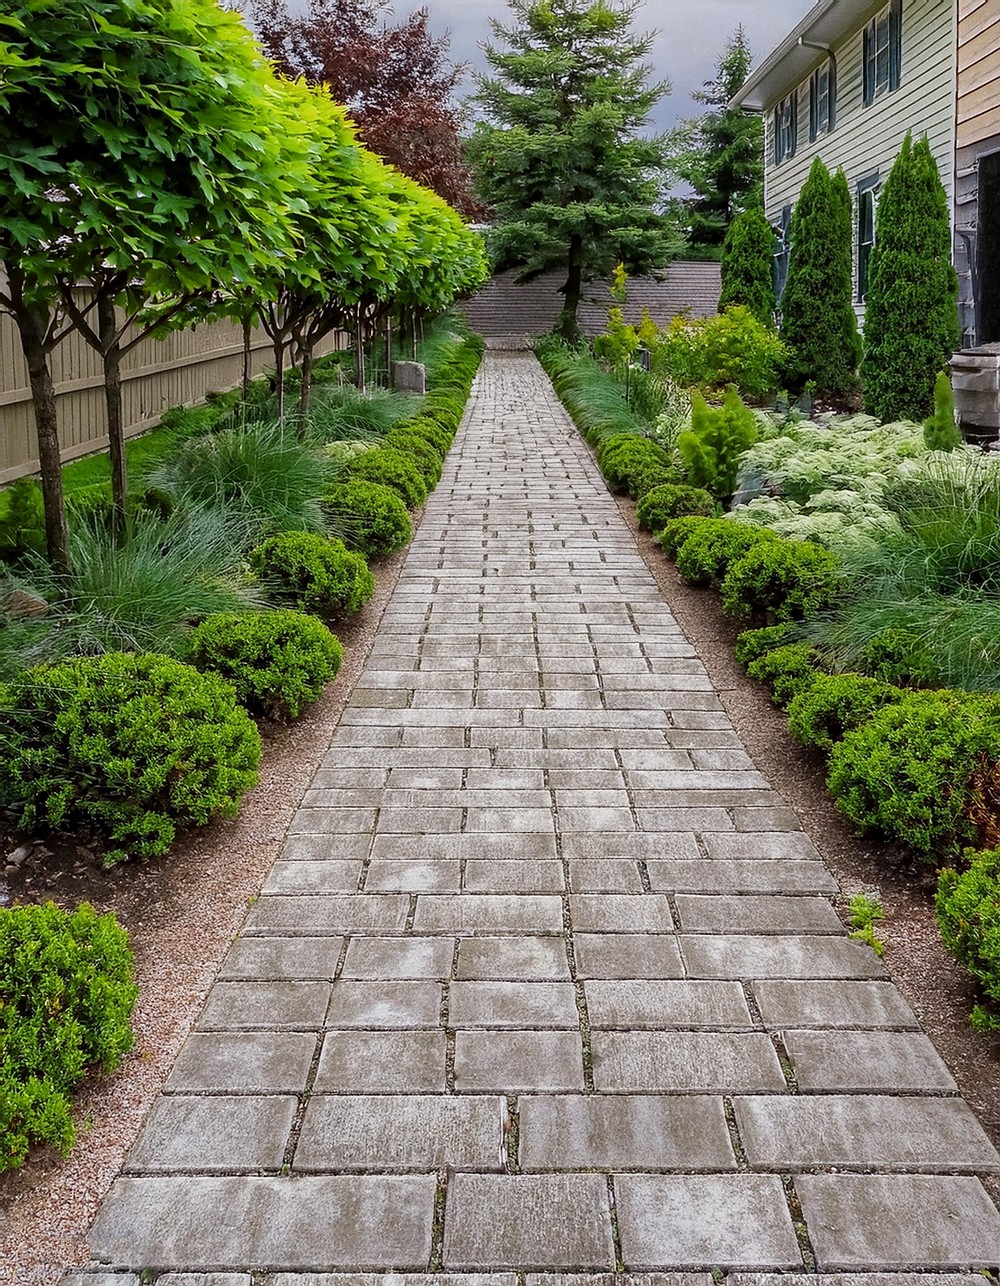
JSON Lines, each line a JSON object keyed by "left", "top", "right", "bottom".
{"left": 719, "top": 207, "right": 775, "bottom": 327}
{"left": 779, "top": 159, "right": 861, "bottom": 402}
{"left": 923, "top": 370, "right": 962, "bottom": 451}
{"left": 862, "top": 134, "right": 959, "bottom": 422}
{"left": 467, "top": 0, "right": 680, "bottom": 341}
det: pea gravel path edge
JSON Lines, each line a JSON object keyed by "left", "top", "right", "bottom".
{"left": 66, "top": 350, "right": 1000, "bottom": 1279}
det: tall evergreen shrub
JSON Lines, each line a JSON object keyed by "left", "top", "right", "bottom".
{"left": 779, "top": 158, "right": 861, "bottom": 401}
{"left": 861, "top": 135, "right": 959, "bottom": 422}
{"left": 719, "top": 207, "right": 776, "bottom": 327}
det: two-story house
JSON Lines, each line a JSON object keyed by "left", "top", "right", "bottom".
{"left": 733, "top": 0, "right": 957, "bottom": 321}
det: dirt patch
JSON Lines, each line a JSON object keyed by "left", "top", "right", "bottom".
{"left": 0, "top": 521, "right": 420, "bottom": 1286}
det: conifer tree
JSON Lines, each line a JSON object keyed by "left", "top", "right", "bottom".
{"left": 923, "top": 370, "right": 962, "bottom": 451}
{"left": 719, "top": 207, "right": 775, "bottom": 327}
{"left": 862, "top": 134, "right": 959, "bottom": 422}
{"left": 779, "top": 158, "right": 861, "bottom": 402}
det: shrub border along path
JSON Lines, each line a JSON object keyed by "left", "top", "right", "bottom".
{"left": 67, "top": 347, "right": 1000, "bottom": 1279}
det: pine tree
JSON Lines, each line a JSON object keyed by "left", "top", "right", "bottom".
{"left": 719, "top": 207, "right": 775, "bottom": 327}
{"left": 862, "top": 134, "right": 959, "bottom": 422}
{"left": 923, "top": 370, "right": 962, "bottom": 451}
{"left": 779, "top": 158, "right": 861, "bottom": 401}
{"left": 466, "top": 0, "right": 680, "bottom": 341}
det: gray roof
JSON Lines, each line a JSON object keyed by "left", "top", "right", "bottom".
{"left": 459, "top": 263, "right": 722, "bottom": 338}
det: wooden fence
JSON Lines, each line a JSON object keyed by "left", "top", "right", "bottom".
{"left": 0, "top": 310, "right": 341, "bottom": 485}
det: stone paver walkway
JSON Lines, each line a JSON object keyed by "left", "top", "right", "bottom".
{"left": 77, "top": 351, "right": 1000, "bottom": 1281}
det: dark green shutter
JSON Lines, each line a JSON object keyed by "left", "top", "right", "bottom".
{"left": 809, "top": 72, "right": 818, "bottom": 142}
{"left": 889, "top": 0, "right": 903, "bottom": 90}
{"left": 863, "top": 22, "right": 875, "bottom": 105}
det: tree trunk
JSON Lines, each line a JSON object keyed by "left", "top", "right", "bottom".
{"left": 411, "top": 308, "right": 418, "bottom": 359}
{"left": 273, "top": 335, "right": 286, "bottom": 424}
{"left": 297, "top": 342, "right": 314, "bottom": 432}
{"left": 558, "top": 234, "right": 585, "bottom": 341}
{"left": 384, "top": 317, "right": 392, "bottom": 388}
{"left": 97, "top": 289, "right": 127, "bottom": 537}
{"left": 242, "top": 313, "right": 253, "bottom": 405}
{"left": 13, "top": 302, "right": 70, "bottom": 574}
{"left": 354, "top": 312, "right": 366, "bottom": 391}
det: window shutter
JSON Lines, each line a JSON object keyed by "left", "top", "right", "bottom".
{"left": 791, "top": 90, "right": 798, "bottom": 155}
{"left": 889, "top": 0, "right": 902, "bottom": 90}
{"left": 809, "top": 73, "right": 817, "bottom": 142}
{"left": 829, "top": 58, "right": 838, "bottom": 130}
{"left": 773, "top": 109, "right": 781, "bottom": 165}
{"left": 863, "top": 22, "right": 874, "bottom": 105}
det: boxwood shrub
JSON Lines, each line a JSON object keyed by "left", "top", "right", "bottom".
{"left": 1, "top": 901, "right": 137, "bottom": 1170}
{"left": 324, "top": 479, "right": 412, "bottom": 558}
{"left": 721, "top": 539, "right": 841, "bottom": 622}
{"left": 598, "top": 437, "right": 671, "bottom": 496}
{"left": 251, "top": 532, "right": 374, "bottom": 616}
{"left": 396, "top": 414, "right": 454, "bottom": 455}
{"left": 860, "top": 626, "right": 935, "bottom": 686}
{"left": 0, "top": 652, "right": 261, "bottom": 863}
{"left": 734, "top": 623, "right": 798, "bottom": 668}
{"left": 657, "top": 515, "right": 714, "bottom": 559}
{"left": 746, "top": 643, "right": 829, "bottom": 708}
{"left": 343, "top": 445, "right": 427, "bottom": 509}
{"left": 637, "top": 484, "right": 714, "bottom": 533}
{"left": 937, "top": 847, "right": 1000, "bottom": 1030}
{"left": 675, "top": 520, "right": 777, "bottom": 588}
{"left": 186, "top": 609, "right": 343, "bottom": 721}
{"left": 787, "top": 672, "right": 906, "bottom": 752}
{"left": 828, "top": 690, "right": 1000, "bottom": 860}
{"left": 382, "top": 429, "right": 443, "bottom": 488}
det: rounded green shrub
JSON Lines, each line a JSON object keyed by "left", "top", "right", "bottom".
{"left": 721, "top": 539, "right": 841, "bottom": 622}
{"left": 414, "top": 402, "right": 461, "bottom": 435}
{"left": 398, "top": 414, "right": 455, "bottom": 454}
{"left": 937, "top": 847, "right": 1000, "bottom": 1030}
{"left": 251, "top": 532, "right": 374, "bottom": 616}
{"left": 343, "top": 445, "right": 427, "bottom": 508}
{"left": 0, "top": 653, "right": 261, "bottom": 864}
{"left": 324, "top": 479, "right": 411, "bottom": 558}
{"left": 860, "top": 626, "right": 935, "bottom": 686}
{"left": 599, "top": 438, "right": 671, "bottom": 495}
{"left": 676, "top": 520, "right": 778, "bottom": 588}
{"left": 633, "top": 464, "right": 684, "bottom": 501}
{"left": 637, "top": 484, "right": 715, "bottom": 533}
{"left": 0, "top": 901, "right": 137, "bottom": 1171}
{"left": 734, "top": 623, "right": 797, "bottom": 668}
{"left": 746, "top": 643, "right": 829, "bottom": 708}
{"left": 186, "top": 609, "right": 343, "bottom": 721}
{"left": 657, "top": 515, "right": 714, "bottom": 559}
{"left": 382, "top": 429, "right": 443, "bottom": 488}
{"left": 787, "top": 673, "right": 907, "bottom": 751}
{"left": 828, "top": 690, "right": 1000, "bottom": 860}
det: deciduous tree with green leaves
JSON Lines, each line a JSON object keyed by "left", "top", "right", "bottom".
{"left": 719, "top": 206, "right": 775, "bottom": 327}
{"left": 466, "top": 0, "right": 679, "bottom": 341}
{"left": 861, "top": 134, "right": 959, "bottom": 422}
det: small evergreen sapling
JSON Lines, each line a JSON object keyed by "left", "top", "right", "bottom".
{"left": 923, "top": 371, "right": 962, "bottom": 451}
{"left": 677, "top": 387, "right": 759, "bottom": 502}
{"left": 719, "top": 207, "right": 776, "bottom": 327}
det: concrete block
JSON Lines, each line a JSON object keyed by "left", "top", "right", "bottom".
{"left": 782, "top": 1030, "right": 957, "bottom": 1092}
{"left": 341, "top": 937, "right": 454, "bottom": 979}
{"left": 314, "top": 1030, "right": 446, "bottom": 1092}
{"left": 166, "top": 1032, "right": 315, "bottom": 1093}
{"left": 450, "top": 981, "right": 579, "bottom": 1028}
{"left": 197, "top": 981, "right": 331, "bottom": 1030}
{"left": 584, "top": 980, "right": 752, "bottom": 1029}
{"left": 646, "top": 860, "right": 837, "bottom": 895}
{"left": 456, "top": 936, "right": 571, "bottom": 980}
{"left": 591, "top": 1031, "right": 785, "bottom": 1092}
{"left": 413, "top": 895, "right": 563, "bottom": 933}
{"left": 569, "top": 895, "right": 673, "bottom": 932}
{"left": 752, "top": 980, "right": 918, "bottom": 1029}
{"left": 326, "top": 980, "right": 443, "bottom": 1028}
{"left": 674, "top": 894, "right": 843, "bottom": 934}
{"left": 219, "top": 937, "right": 345, "bottom": 981}
{"left": 454, "top": 1030, "right": 585, "bottom": 1091}
{"left": 681, "top": 934, "right": 886, "bottom": 979}
{"left": 573, "top": 934, "right": 685, "bottom": 979}
{"left": 126, "top": 1095, "right": 297, "bottom": 1172}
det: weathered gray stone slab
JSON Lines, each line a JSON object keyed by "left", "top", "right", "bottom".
{"left": 245, "top": 895, "right": 408, "bottom": 934}
{"left": 372, "top": 833, "right": 559, "bottom": 862}
{"left": 674, "top": 894, "right": 843, "bottom": 934}
{"left": 264, "top": 861, "right": 361, "bottom": 894}
{"left": 314, "top": 1030, "right": 446, "bottom": 1092}
{"left": 126, "top": 1095, "right": 297, "bottom": 1172}
{"left": 569, "top": 894, "right": 673, "bottom": 932}
{"left": 729, "top": 1276, "right": 985, "bottom": 1286}
{"left": 636, "top": 807, "right": 735, "bottom": 831}
{"left": 454, "top": 1031, "right": 585, "bottom": 1091}
{"left": 456, "top": 936, "right": 571, "bottom": 980}
{"left": 450, "top": 981, "right": 579, "bottom": 1027}
{"left": 220, "top": 936, "right": 344, "bottom": 980}
{"left": 154, "top": 1275, "right": 252, "bottom": 1286}
{"left": 392, "top": 360, "right": 426, "bottom": 394}
{"left": 364, "top": 860, "right": 462, "bottom": 892}
{"left": 295, "top": 1095, "right": 504, "bottom": 1171}
{"left": 615, "top": 1174, "right": 802, "bottom": 1269}
{"left": 462, "top": 859, "right": 565, "bottom": 892}
{"left": 60, "top": 1276, "right": 140, "bottom": 1286}
{"left": 267, "top": 1277, "right": 516, "bottom": 1286}
{"left": 646, "top": 860, "right": 838, "bottom": 894}
{"left": 326, "top": 980, "right": 443, "bottom": 1028}
{"left": 783, "top": 1030, "right": 957, "bottom": 1091}
{"left": 282, "top": 833, "right": 372, "bottom": 861}
{"left": 734, "top": 1095, "right": 1000, "bottom": 1171}
{"left": 560, "top": 832, "right": 701, "bottom": 860}
{"left": 518, "top": 1094, "right": 735, "bottom": 1170}
{"left": 413, "top": 894, "right": 563, "bottom": 933}
{"left": 567, "top": 859, "right": 643, "bottom": 892}
{"left": 197, "top": 981, "right": 331, "bottom": 1030}
{"left": 795, "top": 1174, "right": 1000, "bottom": 1268}
{"left": 166, "top": 1032, "right": 316, "bottom": 1093}
{"left": 341, "top": 937, "right": 454, "bottom": 979}
{"left": 584, "top": 980, "right": 752, "bottom": 1029}
{"left": 442, "top": 1174, "right": 614, "bottom": 1268}
{"left": 681, "top": 934, "right": 886, "bottom": 979}
{"left": 752, "top": 980, "right": 919, "bottom": 1029}
{"left": 528, "top": 1276, "right": 711, "bottom": 1286}
{"left": 703, "top": 832, "right": 820, "bottom": 860}
{"left": 89, "top": 1175, "right": 436, "bottom": 1269}
{"left": 592, "top": 1031, "right": 785, "bottom": 1092}
{"left": 573, "top": 934, "right": 685, "bottom": 979}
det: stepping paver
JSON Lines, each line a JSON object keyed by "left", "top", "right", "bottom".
{"left": 78, "top": 348, "right": 1000, "bottom": 1278}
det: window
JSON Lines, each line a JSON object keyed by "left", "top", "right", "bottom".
{"left": 809, "top": 60, "right": 836, "bottom": 141}
{"left": 858, "top": 177, "right": 881, "bottom": 301}
{"left": 773, "top": 205, "right": 793, "bottom": 307}
{"left": 864, "top": 0, "right": 902, "bottom": 106}
{"left": 774, "top": 92, "right": 798, "bottom": 166}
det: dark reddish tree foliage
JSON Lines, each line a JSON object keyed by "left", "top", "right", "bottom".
{"left": 252, "top": 0, "right": 483, "bottom": 217}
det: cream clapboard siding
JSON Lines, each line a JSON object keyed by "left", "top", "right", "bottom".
{"left": 762, "top": 0, "right": 957, "bottom": 314}
{"left": 958, "top": 0, "right": 1000, "bottom": 148}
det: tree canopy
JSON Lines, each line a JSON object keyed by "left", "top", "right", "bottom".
{"left": 466, "top": 0, "right": 680, "bottom": 340}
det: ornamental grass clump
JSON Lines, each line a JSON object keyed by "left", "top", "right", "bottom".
{"left": 675, "top": 519, "right": 777, "bottom": 588}
{"left": 786, "top": 672, "right": 905, "bottom": 751}
{"left": 324, "top": 480, "right": 412, "bottom": 558}
{"left": 636, "top": 484, "right": 715, "bottom": 533}
{"left": 936, "top": 847, "right": 1000, "bottom": 1030}
{"left": 251, "top": 532, "right": 374, "bottom": 617}
{"left": 343, "top": 446, "right": 427, "bottom": 509}
{"left": 828, "top": 689, "right": 1000, "bottom": 861}
{"left": 186, "top": 609, "right": 343, "bottom": 720}
{"left": 0, "top": 652, "right": 261, "bottom": 864}
{"left": 306, "top": 385, "right": 420, "bottom": 444}
{"left": 0, "top": 902, "right": 137, "bottom": 1170}
{"left": 721, "top": 539, "right": 841, "bottom": 622}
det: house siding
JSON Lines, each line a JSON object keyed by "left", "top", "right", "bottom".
{"left": 761, "top": 0, "right": 956, "bottom": 319}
